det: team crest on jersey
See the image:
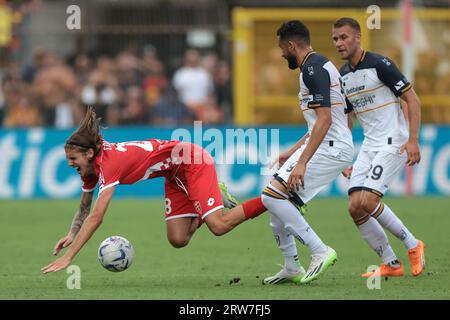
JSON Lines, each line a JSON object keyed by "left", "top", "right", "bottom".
{"left": 307, "top": 66, "right": 314, "bottom": 75}
{"left": 381, "top": 58, "right": 391, "bottom": 66}
{"left": 207, "top": 198, "right": 215, "bottom": 206}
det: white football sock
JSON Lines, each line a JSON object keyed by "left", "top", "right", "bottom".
{"left": 262, "top": 194, "right": 327, "bottom": 255}
{"left": 269, "top": 213, "right": 300, "bottom": 272}
{"left": 374, "top": 203, "right": 419, "bottom": 250}
{"left": 357, "top": 217, "right": 398, "bottom": 265}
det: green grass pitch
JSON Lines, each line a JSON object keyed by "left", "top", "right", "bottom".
{"left": 0, "top": 197, "right": 449, "bottom": 299}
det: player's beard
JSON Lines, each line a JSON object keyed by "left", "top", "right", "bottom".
{"left": 285, "top": 53, "right": 298, "bottom": 69}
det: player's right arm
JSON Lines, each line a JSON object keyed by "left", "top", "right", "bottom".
{"left": 375, "top": 55, "right": 421, "bottom": 166}
{"left": 53, "top": 191, "right": 94, "bottom": 256}
{"left": 287, "top": 64, "right": 332, "bottom": 191}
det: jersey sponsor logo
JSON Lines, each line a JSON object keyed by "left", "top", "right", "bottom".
{"left": 345, "top": 85, "right": 365, "bottom": 95}
{"left": 207, "top": 198, "right": 215, "bottom": 206}
{"left": 351, "top": 94, "right": 375, "bottom": 109}
{"left": 394, "top": 80, "right": 405, "bottom": 91}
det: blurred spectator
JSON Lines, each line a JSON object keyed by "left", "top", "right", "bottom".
{"left": 152, "top": 85, "right": 194, "bottom": 126}
{"left": 81, "top": 69, "right": 120, "bottom": 123}
{"left": 141, "top": 45, "right": 168, "bottom": 107}
{"left": 195, "top": 95, "right": 223, "bottom": 124}
{"left": 2, "top": 74, "right": 42, "bottom": 127}
{"left": 0, "top": 44, "right": 230, "bottom": 128}
{"left": 214, "top": 60, "right": 232, "bottom": 123}
{"left": 116, "top": 52, "right": 143, "bottom": 91}
{"left": 119, "top": 85, "right": 148, "bottom": 125}
{"left": 22, "top": 47, "right": 46, "bottom": 83}
{"left": 32, "top": 52, "right": 78, "bottom": 128}
{"left": 172, "top": 48, "right": 214, "bottom": 112}
{"left": 201, "top": 51, "right": 219, "bottom": 77}
{"left": 73, "top": 53, "right": 93, "bottom": 85}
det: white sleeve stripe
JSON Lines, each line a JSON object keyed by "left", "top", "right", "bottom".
{"left": 201, "top": 205, "right": 224, "bottom": 220}
{"left": 98, "top": 181, "right": 120, "bottom": 194}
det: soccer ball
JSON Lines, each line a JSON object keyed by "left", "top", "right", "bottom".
{"left": 98, "top": 236, "right": 134, "bottom": 272}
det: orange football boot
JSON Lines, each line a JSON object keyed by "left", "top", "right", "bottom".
{"left": 408, "top": 240, "right": 426, "bottom": 276}
{"left": 361, "top": 262, "right": 404, "bottom": 278}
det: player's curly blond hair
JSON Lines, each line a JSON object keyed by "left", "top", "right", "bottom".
{"left": 65, "top": 106, "right": 103, "bottom": 156}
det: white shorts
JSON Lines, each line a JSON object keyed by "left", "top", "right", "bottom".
{"left": 275, "top": 142, "right": 353, "bottom": 204}
{"left": 348, "top": 149, "right": 407, "bottom": 197}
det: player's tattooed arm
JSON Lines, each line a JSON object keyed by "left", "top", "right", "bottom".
{"left": 69, "top": 191, "right": 94, "bottom": 238}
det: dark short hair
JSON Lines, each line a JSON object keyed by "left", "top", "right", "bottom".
{"left": 277, "top": 20, "right": 310, "bottom": 45}
{"left": 333, "top": 17, "right": 361, "bottom": 32}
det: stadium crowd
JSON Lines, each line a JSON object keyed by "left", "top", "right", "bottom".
{"left": 0, "top": 46, "right": 232, "bottom": 128}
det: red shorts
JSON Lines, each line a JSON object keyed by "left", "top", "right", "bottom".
{"left": 164, "top": 146, "right": 224, "bottom": 221}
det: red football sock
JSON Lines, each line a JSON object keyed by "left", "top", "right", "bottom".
{"left": 242, "top": 197, "right": 267, "bottom": 219}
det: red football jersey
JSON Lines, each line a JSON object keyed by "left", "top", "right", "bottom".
{"left": 81, "top": 139, "right": 184, "bottom": 193}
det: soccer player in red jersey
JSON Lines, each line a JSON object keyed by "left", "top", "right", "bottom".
{"left": 41, "top": 107, "right": 266, "bottom": 273}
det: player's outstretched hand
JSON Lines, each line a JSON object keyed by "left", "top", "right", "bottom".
{"left": 400, "top": 139, "right": 421, "bottom": 166}
{"left": 41, "top": 255, "right": 72, "bottom": 274}
{"left": 342, "top": 167, "right": 353, "bottom": 179}
{"left": 53, "top": 235, "right": 74, "bottom": 256}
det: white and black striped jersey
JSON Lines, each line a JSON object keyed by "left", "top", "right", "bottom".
{"left": 340, "top": 51, "right": 411, "bottom": 152}
{"left": 298, "top": 51, "right": 353, "bottom": 149}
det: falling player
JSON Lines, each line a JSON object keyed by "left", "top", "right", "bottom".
{"left": 42, "top": 107, "right": 265, "bottom": 273}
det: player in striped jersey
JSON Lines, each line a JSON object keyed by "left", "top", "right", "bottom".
{"left": 261, "top": 20, "right": 354, "bottom": 285}
{"left": 333, "top": 17, "right": 425, "bottom": 277}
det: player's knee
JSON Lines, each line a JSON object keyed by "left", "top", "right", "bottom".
{"left": 348, "top": 200, "right": 365, "bottom": 222}
{"left": 361, "top": 196, "right": 379, "bottom": 214}
{"left": 167, "top": 235, "right": 190, "bottom": 248}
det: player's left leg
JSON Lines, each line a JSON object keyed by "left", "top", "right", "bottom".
{"left": 164, "top": 179, "right": 201, "bottom": 248}
{"left": 261, "top": 144, "right": 353, "bottom": 284}
{"left": 166, "top": 217, "right": 199, "bottom": 248}
{"left": 262, "top": 212, "right": 306, "bottom": 285}
{"left": 179, "top": 158, "right": 266, "bottom": 236}
{"left": 203, "top": 198, "right": 266, "bottom": 236}
{"left": 361, "top": 151, "right": 426, "bottom": 276}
